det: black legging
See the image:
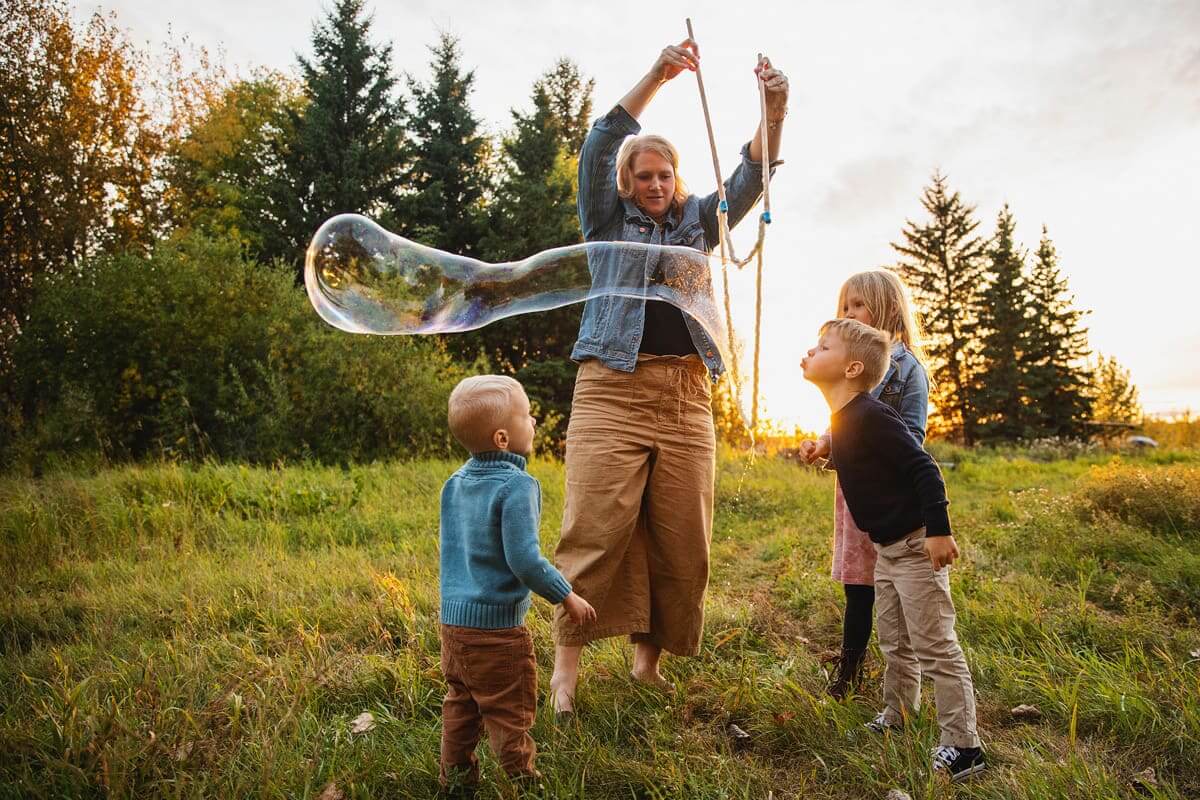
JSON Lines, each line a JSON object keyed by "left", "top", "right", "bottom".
{"left": 842, "top": 583, "right": 875, "bottom": 651}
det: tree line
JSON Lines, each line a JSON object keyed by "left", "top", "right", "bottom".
{"left": 2, "top": 0, "right": 595, "bottom": 461}
{"left": 1, "top": 0, "right": 1141, "bottom": 463}
{"left": 891, "top": 172, "right": 1139, "bottom": 445}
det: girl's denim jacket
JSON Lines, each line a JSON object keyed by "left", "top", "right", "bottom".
{"left": 821, "top": 342, "right": 930, "bottom": 457}
{"left": 571, "top": 104, "right": 780, "bottom": 381}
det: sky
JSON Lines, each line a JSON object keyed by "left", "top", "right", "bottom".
{"left": 87, "top": 0, "right": 1200, "bottom": 431}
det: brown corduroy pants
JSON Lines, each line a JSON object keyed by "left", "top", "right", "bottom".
{"left": 439, "top": 624, "right": 538, "bottom": 786}
{"left": 552, "top": 354, "right": 716, "bottom": 656}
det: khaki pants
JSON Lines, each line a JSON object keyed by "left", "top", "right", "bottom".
{"left": 874, "top": 529, "right": 980, "bottom": 748}
{"left": 439, "top": 624, "right": 537, "bottom": 785}
{"left": 553, "top": 355, "right": 716, "bottom": 656}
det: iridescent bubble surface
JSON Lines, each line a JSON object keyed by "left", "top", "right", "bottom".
{"left": 304, "top": 214, "right": 733, "bottom": 366}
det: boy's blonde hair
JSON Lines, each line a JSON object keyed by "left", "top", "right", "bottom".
{"left": 447, "top": 375, "right": 523, "bottom": 453}
{"left": 820, "top": 318, "right": 892, "bottom": 391}
{"left": 837, "top": 269, "right": 927, "bottom": 366}
{"left": 615, "top": 134, "right": 690, "bottom": 208}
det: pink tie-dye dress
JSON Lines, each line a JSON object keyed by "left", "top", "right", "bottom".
{"left": 831, "top": 480, "right": 878, "bottom": 585}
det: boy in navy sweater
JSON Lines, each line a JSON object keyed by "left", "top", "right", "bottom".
{"left": 802, "top": 319, "right": 986, "bottom": 783}
{"left": 439, "top": 375, "right": 596, "bottom": 791}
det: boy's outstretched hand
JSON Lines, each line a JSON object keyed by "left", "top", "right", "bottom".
{"left": 924, "top": 535, "right": 960, "bottom": 571}
{"left": 799, "top": 438, "right": 830, "bottom": 465}
{"left": 562, "top": 592, "right": 597, "bottom": 625}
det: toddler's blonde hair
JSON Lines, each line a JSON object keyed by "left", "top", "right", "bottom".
{"left": 447, "top": 375, "right": 524, "bottom": 453}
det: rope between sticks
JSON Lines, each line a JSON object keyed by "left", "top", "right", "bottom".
{"left": 685, "top": 18, "right": 773, "bottom": 431}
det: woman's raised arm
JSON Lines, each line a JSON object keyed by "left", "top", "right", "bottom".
{"left": 747, "top": 56, "right": 788, "bottom": 164}
{"left": 618, "top": 39, "right": 699, "bottom": 120}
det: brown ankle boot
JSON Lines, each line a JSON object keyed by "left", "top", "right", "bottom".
{"left": 828, "top": 648, "right": 867, "bottom": 699}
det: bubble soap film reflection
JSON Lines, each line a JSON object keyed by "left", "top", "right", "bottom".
{"left": 304, "top": 214, "right": 734, "bottom": 368}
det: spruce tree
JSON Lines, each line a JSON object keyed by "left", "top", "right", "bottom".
{"left": 471, "top": 77, "right": 582, "bottom": 362}
{"left": 539, "top": 57, "right": 594, "bottom": 154}
{"left": 269, "top": 0, "right": 406, "bottom": 269}
{"left": 481, "top": 82, "right": 580, "bottom": 264}
{"left": 397, "top": 34, "right": 489, "bottom": 256}
{"left": 973, "top": 205, "right": 1029, "bottom": 442}
{"left": 1024, "top": 226, "right": 1093, "bottom": 437}
{"left": 891, "top": 171, "right": 988, "bottom": 443}
{"left": 467, "top": 61, "right": 594, "bottom": 454}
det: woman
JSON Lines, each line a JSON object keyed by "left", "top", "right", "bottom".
{"left": 550, "top": 38, "right": 789, "bottom": 713}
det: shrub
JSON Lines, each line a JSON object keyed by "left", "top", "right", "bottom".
{"left": 11, "top": 234, "right": 469, "bottom": 465}
{"left": 1078, "top": 461, "right": 1200, "bottom": 536}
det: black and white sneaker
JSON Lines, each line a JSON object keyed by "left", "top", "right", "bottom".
{"left": 864, "top": 711, "right": 902, "bottom": 734}
{"left": 931, "top": 745, "right": 987, "bottom": 782}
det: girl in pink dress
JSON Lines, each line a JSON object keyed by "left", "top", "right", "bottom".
{"left": 800, "top": 270, "right": 930, "bottom": 698}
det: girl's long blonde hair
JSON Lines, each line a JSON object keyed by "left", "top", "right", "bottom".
{"left": 836, "top": 269, "right": 928, "bottom": 367}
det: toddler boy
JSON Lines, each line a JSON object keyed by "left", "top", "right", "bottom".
{"left": 439, "top": 375, "right": 596, "bottom": 790}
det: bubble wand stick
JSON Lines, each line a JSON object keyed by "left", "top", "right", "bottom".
{"left": 685, "top": 19, "right": 775, "bottom": 431}
{"left": 685, "top": 16, "right": 743, "bottom": 403}
{"left": 752, "top": 51, "right": 770, "bottom": 431}
{"left": 685, "top": 17, "right": 729, "bottom": 267}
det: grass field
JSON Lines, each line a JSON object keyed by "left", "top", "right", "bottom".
{"left": 2, "top": 447, "right": 1198, "bottom": 799}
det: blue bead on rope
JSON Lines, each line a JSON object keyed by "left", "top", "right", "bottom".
{"left": 761, "top": 211, "right": 772, "bottom": 224}
{"left": 718, "top": 199, "right": 728, "bottom": 213}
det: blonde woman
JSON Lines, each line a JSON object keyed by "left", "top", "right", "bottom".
{"left": 549, "top": 39, "right": 789, "bottom": 714}
{"left": 800, "top": 269, "right": 931, "bottom": 699}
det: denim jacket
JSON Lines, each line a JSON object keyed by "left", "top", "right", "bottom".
{"left": 821, "top": 341, "right": 930, "bottom": 457}
{"left": 874, "top": 342, "right": 930, "bottom": 443}
{"left": 571, "top": 105, "right": 780, "bottom": 381}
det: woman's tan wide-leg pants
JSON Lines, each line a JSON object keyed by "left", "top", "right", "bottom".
{"left": 552, "top": 354, "right": 716, "bottom": 656}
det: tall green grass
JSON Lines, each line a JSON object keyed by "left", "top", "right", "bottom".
{"left": 2, "top": 449, "right": 1198, "bottom": 798}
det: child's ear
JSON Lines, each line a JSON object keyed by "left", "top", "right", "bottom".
{"left": 845, "top": 360, "right": 865, "bottom": 380}
{"left": 493, "top": 428, "right": 510, "bottom": 451}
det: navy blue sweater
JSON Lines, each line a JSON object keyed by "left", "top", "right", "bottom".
{"left": 830, "top": 393, "right": 952, "bottom": 544}
{"left": 439, "top": 451, "right": 572, "bottom": 628}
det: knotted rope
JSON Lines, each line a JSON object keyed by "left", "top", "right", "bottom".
{"left": 685, "top": 18, "right": 773, "bottom": 431}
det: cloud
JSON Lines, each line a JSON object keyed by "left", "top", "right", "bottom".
{"left": 816, "top": 155, "right": 921, "bottom": 223}
{"left": 914, "top": 3, "right": 1200, "bottom": 165}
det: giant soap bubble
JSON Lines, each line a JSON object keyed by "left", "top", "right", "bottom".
{"left": 304, "top": 214, "right": 734, "bottom": 368}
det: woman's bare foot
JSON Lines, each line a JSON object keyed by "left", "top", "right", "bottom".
{"left": 630, "top": 668, "right": 675, "bottom": 694}
{"left": 550, "top": 644, "right": 582, "bottom": 714}
{"left": 549, "top": 677, "right": 576, "bottom": 714}
{"left": 630, "top": 641, "right": 672, "bottom": 693}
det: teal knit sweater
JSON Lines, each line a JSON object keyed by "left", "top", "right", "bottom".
{"left": 439, "top": 451, "right": 572, "bottom": 628}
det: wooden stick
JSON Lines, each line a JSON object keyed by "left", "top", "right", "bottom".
{"left": 750, "top": 54, "right": 771, "bottom": 432}
{"left": 685, "top": 18, "right": 729, "bottom": 265}
{"left": 756, "top": 52, "right": 771, "bottom": 219}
